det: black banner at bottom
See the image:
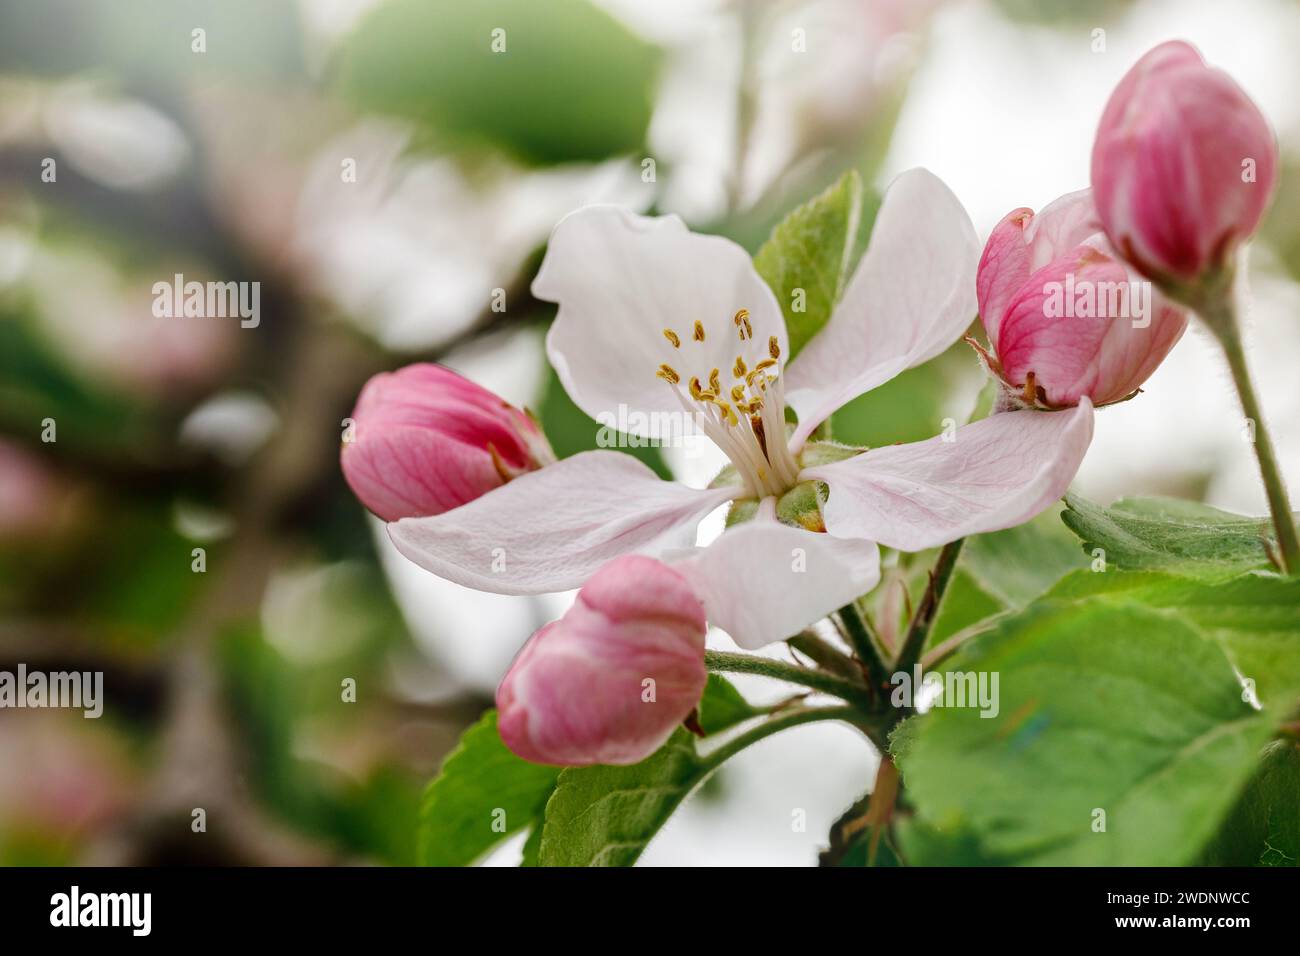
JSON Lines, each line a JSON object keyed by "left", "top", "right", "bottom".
{"left": 0, "top": 865, "right": 1286, "bottom": 941}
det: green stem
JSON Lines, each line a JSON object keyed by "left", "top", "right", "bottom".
{"left": 836, "top": 603, "right": 892, "bottom": 692}
{"left": 894, "top": 538, "right": 964, "bottom": 675}
{"left": 703, "top": 705, "right": 865, "bottom": 768}
{"left": 704, "top": 650, "right": 870, "bottom": 707}
{"left": 1200, "top": 296, "right": 1300, "bottom": 574}
{"left": 788, "top": 630, "right": 861, "bottom": 681}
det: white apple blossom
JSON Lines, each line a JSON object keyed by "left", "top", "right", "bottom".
{"left": 388, "top": 169, "right": 1094, "bottom": 648}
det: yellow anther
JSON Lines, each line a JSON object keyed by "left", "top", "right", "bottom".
{"left": 742, "top": 315, "right": 753, "bottom": 339}
{"left": 733, "top": 308, "right": 749, "bottom": 327}
{"left": 689, "top": 376, "right": 704, "bottom": 400}
{"left": 657, "top": 364, "right": 680, "bottom": 384}
{"left": 746, "top": 359, "right": 776, "bottom": 385}
{"left": 693, "top": 321, "right": 705, "bottom": 342}
{"left": 730, "top": 384, "right": 746, "bottom": 403}
{"left": 769, "top": 336, "right": 780, "bottom": 360}
{"left": 709, "top": 368, "right": 721, "bottom": 393}
{"left": 733, "top": 356, "right": 747, "bottom": 378}
{"left": 663, "top": 328, "right": 681, "bottom": 348}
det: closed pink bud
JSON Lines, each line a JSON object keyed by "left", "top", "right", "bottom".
{"left": 341, "top": 363, "right": 552, "bottom": 521}
{"left": 496, "top": 555, "right": 707, "bottom": 767}
{"left": 976, "top": 191, "right": 1187, "bottom": 408}
{"left": 1091, "top": 40, "right": 1278, "bottom": 288}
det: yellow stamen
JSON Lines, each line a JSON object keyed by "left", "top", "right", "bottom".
{"left": 689, "top": 376, "right": 704, "bottom": 400}
{"left": 657, "top": 364, "right": 680, "bottom": 384}
{"left": 730, "top": 384, "right": 746, "bottom": 403}
{"left": 693, "top": 321, "right": 705, "bottom": 342}
{"left": 769, "top": 336, "right": 780, "bottom": 360}
{"left": 733, "top": 356, "right": 747, "bottom": 378}
{"left": 709, "top": 368, "right": 721, "bottom": 393}
{"left": 742, "top": 315, "right": 753, "bottom": 339}
{"left": 663, "top": 328, "right": 681, "bottom": 348}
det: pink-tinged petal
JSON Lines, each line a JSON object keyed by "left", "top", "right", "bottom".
{"left": 996, "top": 241, "right": 1188, "bottom": 406}
{"left": 535, "top": 205, "right": 786, "bottom": 441}
{"left": 977, "top": 191, "right": 1102, "bottom": 348}
{"left": 1092, "top": 41, "right": 1278, "bottom": 284}
{"left": 802, "top": 401, "right": 1094, "bottom": 552}
{"left": 1023, "top": 188, "right": 1102, "bottom": 270}
{"left": 785, "top": 168, "right": 979, "bottom": 448}
{"left": 668, "top": 521, "right": 880, "bottom": 649}
{"left": 497, "top": 555, "right": 707, "bottom": 767}
{"left": 341, "top": 363, "right": 551, "bottom": 521}
{"left": 976, "top": 207, "right": 1033, "bottom": 344}
{"left": 387, "top": 450, "right": 737, "bottom": 595}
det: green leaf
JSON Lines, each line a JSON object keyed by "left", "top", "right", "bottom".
{"left": 1047, "top": 569, "right": 1300, "bottom": 718}
{"left": 695, "top": 675, "right": 763, "bottom": 736}
{"left": 519, "top": 821, "right": 544, "bottom": 868}
{"left": 928, "top": 569, "right": 1006, "bottom": 647}
{"left": 418, "top": 711, "right": 560, "bottom": 866}
{"left": 1201, "top": 740, "right": 1300, "bottom": 866}
{"left": 339, "top": 0, "right": 659, "bottom": 165}
{"left": 753, "top": 170, "right": 863, "bottom": 361}
{"left": 964, "top": 506, "right": 1092, "bottom": 608}
{"left": 539, "top": 728, "right": 706, "bottom": 866}
{"left": 898, "top": 597, "right": 1276, "bottom": 865}
{"left": 1061, "top": 494, "right": 1282, "bottom": 575}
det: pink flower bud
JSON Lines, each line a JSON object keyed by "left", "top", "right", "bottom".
{"left": 1091, "top": 40, "right": 1278, "bottom": 288}
{"left": 976, "top": 191, "right": 1187, "bottom": 408}
{"left": 341, "top": 363, "right": 552, "bottom": 521}
{"left": 496, "top": 555, "right": 707, "bottom": 767}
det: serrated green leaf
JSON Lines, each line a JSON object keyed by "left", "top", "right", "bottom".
{"left": 339, "top": 0, "right": 659, "bottom": 165}
{"left": 753, "top": 170, "right": 863, "bottom": 360}
{"left": 519, "top": 821, "right": 544, "bottom": 868}
{"left": 418, "top": 710, "right": 560, "bottom": 866}
{"left": 695, "top": 674, "right": 762, "bottom": 736}
{"left": 539, "top": 728, "right": 705, "bottom": 866}
{"left": 900, "top": 598, "right": 1276, "bottom": 865}
{"left": 1062, "top": 494, "right": 1282, "bottom": 574}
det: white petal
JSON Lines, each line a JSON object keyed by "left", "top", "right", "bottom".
{"left": 668, "top": 521, "right": 880, "bottom": 650}
{"left": 803, "top": 401, "right": 1094, "bottom": 552}
{"left": 784, "top": 168, "right": 979, "bottom": 448}
{"left": 388, "top": 450, "right": 736, "bottom": 594}
{"left": 535, "top": 205, "right": 786, "bottom": 440}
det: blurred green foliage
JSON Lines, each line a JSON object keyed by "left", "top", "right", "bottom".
{"left": 339, "top": 0, "right": 660, "bottom": 165}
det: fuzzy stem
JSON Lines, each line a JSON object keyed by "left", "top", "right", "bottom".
{"left": 702, "top": 704, "right": 865, "bottom": 768}
{"left": 1200, "top": 295, "right": 1300, "bottom": 573}
{"left": 836, "top": 603, "right": 893, "bottom": 695}
{"left": 704, "top": 650, "right": 870, "bottom": 708}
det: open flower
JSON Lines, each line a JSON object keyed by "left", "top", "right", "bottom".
{"left": 386, "top": 169, "right": 1094, "bottom": 648}
{"left": 975, "top": 189, "right": 1187, "bottom": 408}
